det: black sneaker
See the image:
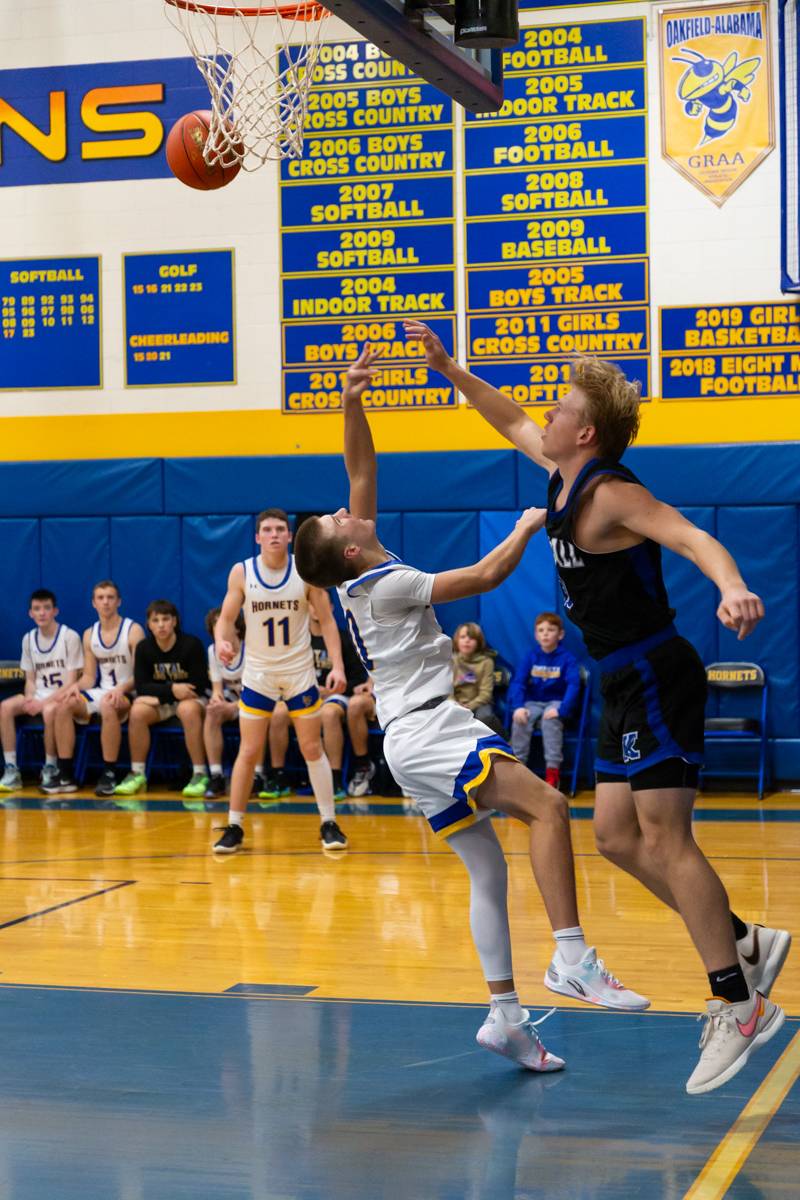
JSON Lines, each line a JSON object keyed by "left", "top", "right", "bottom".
{"left": 320, "top": 819, "right": 348, "bottom": 850}
{"left": 95, "top": 768, "right": 118, "bottom": 797}
{"left": 213, "top": 823, "right": 244, "bottom": 854}
{"left": 205, "top": 774, "right": 226, "bottom": 799}
{"left": 40, "top": 772, "right": 78, "bottom": 795}
{"left": 251, "top": 771, "right": 268, "bottom": 798}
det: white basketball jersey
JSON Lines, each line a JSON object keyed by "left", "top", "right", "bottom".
{"left": 241, "top": 555, "right": 314, "bottom": 677}
{"left": 337, "top": 557, "right": 452, "bottom": 727}
{"left": 90, "top": 618, "right": 135, "bottom": 690}
{"left": 208, "top": 642, "right": 244, "bottom": 699}
{"left": 20, "top": 624, "right": 83, "bottom": 699}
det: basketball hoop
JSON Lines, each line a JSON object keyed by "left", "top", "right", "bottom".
{"left": 164, "top": 0, "right": 330, "bottom": 167}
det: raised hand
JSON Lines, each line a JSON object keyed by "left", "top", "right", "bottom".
{"left": 343, "top": 344, "right": 383, "bottom": 404}
{"left": 402, "top": 321, "right": 452, "bottom": 372}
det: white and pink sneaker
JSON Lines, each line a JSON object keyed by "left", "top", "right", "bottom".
{"left": 476, "top": 1004, "right": 565, "bottom": 1072}
{"left": 544, "top": 947, "right": 650, "bottom": 1011}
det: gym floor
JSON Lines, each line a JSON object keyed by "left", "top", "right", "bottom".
{"left": 0, "top": 789, "right": 796, "bottom": 1199}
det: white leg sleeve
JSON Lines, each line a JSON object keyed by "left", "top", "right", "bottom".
{"left": 446, "top": 819, "right": 513, "bottom": 983}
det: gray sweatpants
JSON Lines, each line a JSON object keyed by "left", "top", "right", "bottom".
{"left": 510, "top": 701, "right": 563, "bottom": 767}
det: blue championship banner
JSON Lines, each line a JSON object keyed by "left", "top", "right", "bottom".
{"left": 661, "top": 302, "right": 800, "bottom": 398}
{"left": 0, "top": 256, "right": 101, "bottom": 389}
{"left": 123, "top": 250, "right": 235, "bottom": 388}
{"left": 280, "top": 41, "right": 456, "bottom": 414}
{"left": 464, "top": 18, "right": 650, "bottom": 403}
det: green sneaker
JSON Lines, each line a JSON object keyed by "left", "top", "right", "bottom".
{"left": 258, "top": 783, "right": 291, "bottom": 801}
{"left": 182, "top": 772, "right": 210, "bottom": 799}
{"left": 115, "top": 772, "right": 147, "bottom": 796}
{"left": 334, "top": 786, "right": 347, "bottom": 802}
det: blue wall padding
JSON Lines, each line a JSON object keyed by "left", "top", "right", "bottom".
{"left": 0, "top": 519, "right": 40, "bottom": 654}
{"left": 478, "top": 511, "right": 558, "bottom": 670}
{"left": 41, "top": 518, "right": 110, "bottom": 634}
{"left": 164, "top": 456, "right": 350, "bottom": 515}
{"left": 182, "top": 515, "right": 253, "bottom": 636}
{"left": 3, "top": 443, "right": 800, "bottom": 778}
{"left": 0, "top": 459, "right": 162, "bottom": 517}
{"left": 716, "top": 506, "right": 799, "bottom": 739}
{"left": 109, "top": 517, "right": 182, "bottom": 630}
{"left": 164, "top": 450, "right": 516, "bottom": 514}
{"left": 661, "top": 507, "right": 719, "bottom": 668}
{"left": 403, "top": 511, "right": 479, "bottom": 632}
{"left": 377, "top": 513, "right": 402, "bottom": 558}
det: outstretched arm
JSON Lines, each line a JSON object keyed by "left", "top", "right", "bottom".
{"left": 403, "top": 321, "right": 555, "bottom": 472}
{"left": 431, "top": 509, "right": 547, "bottom": 603}
{"left": 343, "top": 346, "right": 381, "bottom": 520}
{"left": 600, "top": 482, "right": 764, "bottom": 640}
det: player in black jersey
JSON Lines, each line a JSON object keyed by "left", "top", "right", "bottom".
{"left": 405, "top": 320, "right": 790, "bottom": 1096}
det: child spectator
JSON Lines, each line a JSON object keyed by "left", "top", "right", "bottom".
{"left": 452, "top": 622, "right": 505, "bottom": 738}
{"left": 508, "top": 612, "right": 581, "bottom": 790}
{"left": 204, "top": 606, "right": 246, "bottom": 799}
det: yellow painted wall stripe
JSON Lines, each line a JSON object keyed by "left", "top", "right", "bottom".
{"left": 2, "top": 396, "right": 800, "bottom": 461}
{"left": 683, "top": 1029, "right": 800, "bottom": 1200}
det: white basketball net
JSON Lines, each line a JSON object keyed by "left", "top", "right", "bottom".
{"left": 164, "top": 0, "right": 330, "bottom": 166}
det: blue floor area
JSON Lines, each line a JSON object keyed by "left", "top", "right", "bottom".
{"left": 0, "top": 987, "right": 796, "bottom": 1199}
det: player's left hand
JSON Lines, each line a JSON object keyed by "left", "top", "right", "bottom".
{"left": 325, "top": 668, "right": 347, "bottom": 695}
{"left": 717, "top": 584, "right": 764, "bottom": 640}
{"left": 543, "top": 706, "right": 560, "bottom": 719}
{"left": 343, "top": 345, "right": 383, "bottom": 403}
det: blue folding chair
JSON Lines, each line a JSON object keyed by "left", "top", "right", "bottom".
{"left": 701, "top": 662, "right": 769, "bottom": 800}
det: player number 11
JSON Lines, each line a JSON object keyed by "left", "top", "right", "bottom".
{"left": 263, "top": 616, "right": 290, "bottom": 647}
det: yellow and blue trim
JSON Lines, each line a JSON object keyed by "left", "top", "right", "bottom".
{"left": 239, "top": 683, "right": 322, "bottom": 720}
{"left": 432, "top": 734, "right": 516, "bottom": 838}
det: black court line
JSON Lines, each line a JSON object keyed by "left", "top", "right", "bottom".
{"left": 0, "top": 880, "right": 135, "bottom": 930}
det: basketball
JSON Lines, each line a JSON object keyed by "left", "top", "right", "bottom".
{"left": 165, "top": 110, "right": 242, "bottom": 190}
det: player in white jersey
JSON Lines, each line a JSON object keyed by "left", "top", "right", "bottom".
{"left": 49, "top": 581, "right": 144, "bottom": 797}
{"left": 294, "top": 347, "right": 650, "bottom": 1074}
{"left": 0, "top": 589, "right": 83, "bottom": 793}
{"left": 213, "top": 507, "right": 349, "bottom": 854}
{"left": 203, "top": 605, "right": 246, "bottom": 800}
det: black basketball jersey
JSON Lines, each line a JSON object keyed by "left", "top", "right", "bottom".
{"left": 545, "top": 458, "right": 675, "bottom": 660}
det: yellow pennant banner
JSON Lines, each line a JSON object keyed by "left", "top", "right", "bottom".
{"left": 659, "top": 1, "right": 773, "bottom": 204}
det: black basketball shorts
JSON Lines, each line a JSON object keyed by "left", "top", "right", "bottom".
{"left": 594, "top": 629, "right": 706, "bottom": 790}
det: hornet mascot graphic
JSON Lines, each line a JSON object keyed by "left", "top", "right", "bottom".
{"left": 672, "top": 47, "right": 761, "bottom": 144}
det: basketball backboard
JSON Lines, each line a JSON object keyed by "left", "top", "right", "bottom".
{"left": 321, "top": 0, "right": 504, "bottom": 111}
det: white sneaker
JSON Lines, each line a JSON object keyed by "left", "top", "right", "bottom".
{"left": 0, "top": 766, "right": 22, "bottom": 792}
{"left": 738, "top": 924, "right": 792, "bottom": 998}
{"left": 686, "top": 992, "right": 785, "bottom": 1095}
{"left": 39, "top": 764, "right": 58, "bottom": 789}
{"left": 347, "top": 762, "right": 376, "bottom": 797}
{"left": 544, "top": 946, "right": 650, "bottom": 1011}
{"left": 476, "top": 1004, "right": 565, "bottom": 1072}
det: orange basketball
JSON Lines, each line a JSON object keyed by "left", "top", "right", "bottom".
{"left": 165, "top": 110, "right": 242, "bottom": 190}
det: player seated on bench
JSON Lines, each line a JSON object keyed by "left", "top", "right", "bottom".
{"left": 204, "top": 606, "right": 246, "bottom": 799}
{"left": 115, "top": 600, "right": 209, "bottom": 800}
{"left": 49, "top": 580, "right": 144, "bottom": 797}
{"left": 0, "top": 589, "right": 83, "bottom": 793}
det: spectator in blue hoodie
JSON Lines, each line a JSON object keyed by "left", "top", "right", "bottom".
{"left": 509, "top": 612, "right": 581, "bottom": 790}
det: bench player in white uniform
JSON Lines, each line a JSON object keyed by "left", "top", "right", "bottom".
{"left": 294, "top": 347, "right": 649, "bottom": 1074}
{"left": 49, "top": 581, "right": 144, "bottom": 796}
{"left": 213, "top": 507, "right": 349, "bottom": 853}
{"left": 0, "top": 589, "right": 83, "bottom": 792}
{"left": 204, "top": 606, "right": 246, "bottom": 799}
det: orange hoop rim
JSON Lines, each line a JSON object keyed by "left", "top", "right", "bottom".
{"left": 165, "top": 0, "right": 327, "bottom": 17}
